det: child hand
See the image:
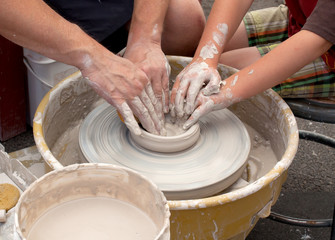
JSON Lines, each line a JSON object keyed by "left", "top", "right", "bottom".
{"left": 182, "top": 85, "right": 240, "bottom": 129}
{"left": 170, "top": 60, "right": 221, "bottom": 119}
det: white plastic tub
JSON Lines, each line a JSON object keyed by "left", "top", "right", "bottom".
{"left": 23, "top": 49, "right": 78, "bottom": 126}
{"left": 23, "top": 48, "right": 77, "bottom": 86}
{"left": 24, "top": 59, "right": 53, "bottom": 126}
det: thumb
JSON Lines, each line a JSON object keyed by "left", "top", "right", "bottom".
{"left": 202, "top": 71, "right": 221, "bottom": 95}
{"left": 183, "top": 99, "right": 215, "bottom": 129}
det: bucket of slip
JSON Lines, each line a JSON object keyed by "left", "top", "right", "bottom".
{"left": 14, "top": 163, "right": 170, "bottom": 240}
{"left": 33, "top": 56, "right": 299, "bottom": 239}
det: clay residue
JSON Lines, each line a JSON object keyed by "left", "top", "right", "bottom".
{"left": 163, "top": 114, "right": 186, "bottom": 136}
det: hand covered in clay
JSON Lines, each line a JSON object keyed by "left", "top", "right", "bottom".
{"left": 182, "top": 78, "right": 241, "bottom": 130}
{"left": 81, "top": 51, "right": 165, "bottom": 136}
{"left": 124, "top": 42, "right": 171, "bottom": 132}
{"left": 170, "top": 60, "right": 221, "bottom": 119}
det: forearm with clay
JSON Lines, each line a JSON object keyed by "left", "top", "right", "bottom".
{"left": 0, "top": 0, "right": 95, "bottom": 65}
{"left": 183, "top": 30, "right": 332, "bottom": 128}
{"left": 123, "top": 0, "right": 171, "bottom": 135}
{"left": 170, "top": 0, "right": 253, "bottom": 119}
{"left": 0, "top": 0, "right": 166, "bottom": 135}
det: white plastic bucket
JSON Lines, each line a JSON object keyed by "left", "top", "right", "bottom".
{"left": 15, "top": 163, "right": 170, "bottom": 240}
{"left": 23, "top": 49, "right": 78, "bottom": 126}
{"left": 24, "top": 59, "right": 53, "bottom": 126}
{"left": 23, "top": 48, "right": 77, "bottom": 85}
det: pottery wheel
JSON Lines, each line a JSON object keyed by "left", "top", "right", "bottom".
{"left": 79, "top": 102, "right": 251, "bottom": 200}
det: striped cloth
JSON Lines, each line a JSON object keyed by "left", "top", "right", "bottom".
{"left": 243, "top": 5, "right": 335, "bottom": 98}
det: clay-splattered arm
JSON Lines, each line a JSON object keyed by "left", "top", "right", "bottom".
{"left": 123, "top": 0, "right": 171, "bottom": 135}
{"left": 170, "top": 0, "right": 253, "bottom": 118}
{"left": 0, "top": 0, "right": 165, "bottom": 135}
{"left": 184, "top": 30, "right": 332, "bottom": 129}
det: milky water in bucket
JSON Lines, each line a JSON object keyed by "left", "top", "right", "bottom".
{"left": 15, "top": 164, "right": 170, "bottom": 240}
{"left": 27, "top": 197, "right": 158, "bottom": 240}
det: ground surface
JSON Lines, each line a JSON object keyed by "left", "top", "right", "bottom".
{"left": 1, "top": 1, "right": 334, "bottom": 239}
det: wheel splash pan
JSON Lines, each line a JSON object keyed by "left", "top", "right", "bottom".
{"left": 33, "top": 56, "right": 298, "bottom": 240}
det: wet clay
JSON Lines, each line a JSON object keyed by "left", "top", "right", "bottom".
{"left": 219, "top": 124, "right": 278, "bottom": 193}
{"left": 27, "top": 197, "right": 158, "bottom": 240}
{"left": 52, "top": 112, "right": 278, "bottom": 195}
{"left": 164, "top": 122, "right": 185, "bottom": 136}
{"left": 163, "top": 115, "right": 186, "bottom": 136}
{"left": 130, "top": 112, "right": 200, "bottom": 153}
{"left": 244, "top": 124, "right": 278, "bottom": 181}
{"left": 79, "top": 104, "right": 250, "bottom": 199}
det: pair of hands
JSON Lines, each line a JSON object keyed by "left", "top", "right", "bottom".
{"left": 82, "top": 44, "right": 232, "bottom": 135}
{"left": 82, "top": 41, "right": 170, "bottom": 136}
{"left": 170, "top": 59, "right": 237, "bottom": 130}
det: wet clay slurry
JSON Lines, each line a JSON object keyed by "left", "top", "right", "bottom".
{"left": 27, "top": 197, "right": 158, "bottom": 240}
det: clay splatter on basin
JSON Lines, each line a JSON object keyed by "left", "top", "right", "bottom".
{"left": 33, "top": 56, "right": 298, "bottom": 239}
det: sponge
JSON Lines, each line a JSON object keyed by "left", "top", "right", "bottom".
{"left": 0, "top": 183, "right": 20, "bottom": 211}
{"left": 117, "top": 110, "right": 140, "bottom": 124}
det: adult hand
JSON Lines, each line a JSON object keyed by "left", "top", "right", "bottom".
{"left": 124, "top": 41, "right": 170, "bottom": 123}
{"left": 81, "top": 49, "right": 164, "bottom": 136}
{"left": 0, "top": 0, "right": 170, "bottom": 136}
{"left": 123, "top": 42, "right": 170, "bottom": 135}
{"left": 170, "top": 60, "right": 221, "bottom": 119}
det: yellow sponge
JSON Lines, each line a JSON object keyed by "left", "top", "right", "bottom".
{"left": 117, "top": 110, "right": 140, "bottom": 124}
{"left": 0, "top": 183, "right": 20, "bottom": 211}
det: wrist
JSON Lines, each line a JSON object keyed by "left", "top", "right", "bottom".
{"left": 192, "top": 57, "right": 219, "bottom": 69}
{"left": 127, "top": 26, "right": 163, "bottom": 48}
{"left": 47, "top": 23, "right": 102, "bottom": 71}
{"left": 64, "top": 28, "right": 113, "bottom": 73}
